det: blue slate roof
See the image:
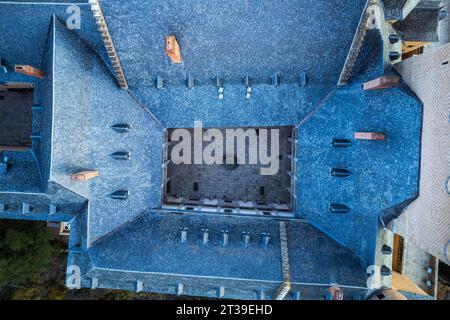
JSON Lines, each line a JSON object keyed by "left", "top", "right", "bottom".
{"left": 101, "top": 0, "right": 368, "bottom": 129}
{"left": 72, "top": 211, "right": 368, "bottom": 299}
{"left": 101, "top": 0, "right": 367, "bottom": 86}
{"left": 0, "top": 2, "right": 105, "bottom": 75}
{"left": 49, "top": 19, "right": 163, "bottom": 244}
{"left": 0, "top": 1, "right": 423, "bottom": 299}
{"left": 296, "top": 81, "right": 422, "bottom": 267}
{"left": 88, "top": 212, "right": 366, "bottom": 286}
{"left": 90, "top": 212, "right": 284, "bottom": 282}
{"left": 0, "top": 182, "right": 86, "bottom": 222}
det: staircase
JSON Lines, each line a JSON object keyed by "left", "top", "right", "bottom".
{"left": 338, "top": 0, "right": 377, "bottom": 85}
{"left": 89, "top": 0, "right": 128, "bottom": 89}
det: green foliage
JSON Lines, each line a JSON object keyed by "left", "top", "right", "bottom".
{"left": 0, "top": 220, "right": 188, "bottom": 300}
{"left": 0, "top": 220, "right": 56, "bottom": 290}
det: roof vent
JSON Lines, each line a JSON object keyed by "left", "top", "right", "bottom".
{"left": 380, "top": 265, "right": 392, "bottom": 276}
{"left": 271, "top": 73, "right": 281, "bottom": 86}
{"left": 111, "top": 123, "right": 131, "bottom": 133}
{"left": 389, "top": 51, "right": 401, "bottom": 61}
{"left": 330, "top": 168, "right": 352, "bottom": 178}
{"left": 243, "top": 75, "right": 252, "bottom": 99}
{"left": 0, "top": 156, "right": 8, "bottom": 175}
{"left": 70, "top": 244, "right": 81, "bottom": 254}
{"left": 217, "top": 286, "right": 225, "bottom": 298}
{"left": 215, "top": 75, "right": 224, "bottom": 87}
{"left": 331, "top": 139, "right": 352, "bottom": 148}
{"left": 388, "top": 34, "right": 400, "bottom": 44}
{"left": 49, "top": 204, "right": 58, "bottom": 215}
{"left": 329, "top": 203, "right": 350, "bottom": 213}
{"left": 215, "top": 76, "right": 224, "bottom": 99}
{"left": 136, "top": 280, "right": 143, "bottom": 293}
{"left": 241, "top": 231, "right": 251, "bottom": 248}
{"left": 243, "top": 75, "right": 251, "bottom": 87}
{"left": 156, "top": 75, "right": 164, "bottom": 89}
{"left": 177, "top": 283, "right": 184, "bottom": 296}
{"left": 109, "top": 190, "right": 129, "bottom": 200}
{"left": 381, "top": 245, "right": 392, "bottom": 255}
{"left": 201, "top": 228, "right": 209, "bottom": 245}
{"left": 22, "top": 202, "right": 31, "bottom": 214}
{"left": 186, "top": 75, "right": 195, "bottom": 89}
{"left": 221, "top": 230, "right": 229, "bottom": 247}
{"left": 299, "top": 71, "right": 308, "bottom": 87}
{"left": 91, "top": 277, "right": 99, "bottom": 289}
{"left": 292, "top": 291, "right": 302, "bottom": 300}
{"left": 261, "top": 233, "right": 271, "bottom": 249}
{"left": 0, "top": 58, "right": 8, "bottom": 74}
{"left": 110, "top": 151, "right": 131, "bottom": 161}
{"left": 180, "top": 227, "right": 188, "bottom": 243}
{"left": 258, "top": 289, "right": 266, "bottom": 300}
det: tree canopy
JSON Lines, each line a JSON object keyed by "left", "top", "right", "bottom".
{"left": 0, "top": 220, "right": 56, "bottom": 291}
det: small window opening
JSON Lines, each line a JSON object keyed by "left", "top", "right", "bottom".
{"left": 259, "top": 186, "right": 265, "bottom": 196}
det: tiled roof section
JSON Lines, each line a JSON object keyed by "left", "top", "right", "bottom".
{"left": 0, "top": 181, "right": 87, "bottom": 222}
{"left": 0, "top": 91, "right": 32, "bottom": 149}
{"left": 89, "top": 212, "right": 283, "bottom": 282}
{"left": 0, "top": 1, "right": 426, "bottom": 299}
{"left": 287, "top": 223, "right": 368, "bottom": 286}
{"left": 81, "top": 268, "right": 281, "bottom": 300}
{"left": 296, "top": 73, "right": 422, "bottom": 266}
{"left": 0, "top": 3, "right": 105, "bottom": 72}
{"left": 100, "top": 0, "right": 367, "bottom": 87}
{"left": 50, "top": 21, "right": 163, "bottom": 244}
{"left": 98, "top": 0, "right": 367, "bottom": 129}
{"left": 133, "top": 81, "right": 337, "bottom": 128}
{"left": 84, "top": 212, "right": 369, "bottom": 298}
{"left": 0, "top": 151, "right": 42, "bottom": 193}
{"left": 393, "top": 1, "right": 443, "bottom": 41}
{"left": 33, "top": 16, "right": 55, "bottom": 191}
{"left": 78, "top": 268, "right": 369, "bottom": 299}
{"left": 53, "top": 4, "right": 421, "bottom": 270}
